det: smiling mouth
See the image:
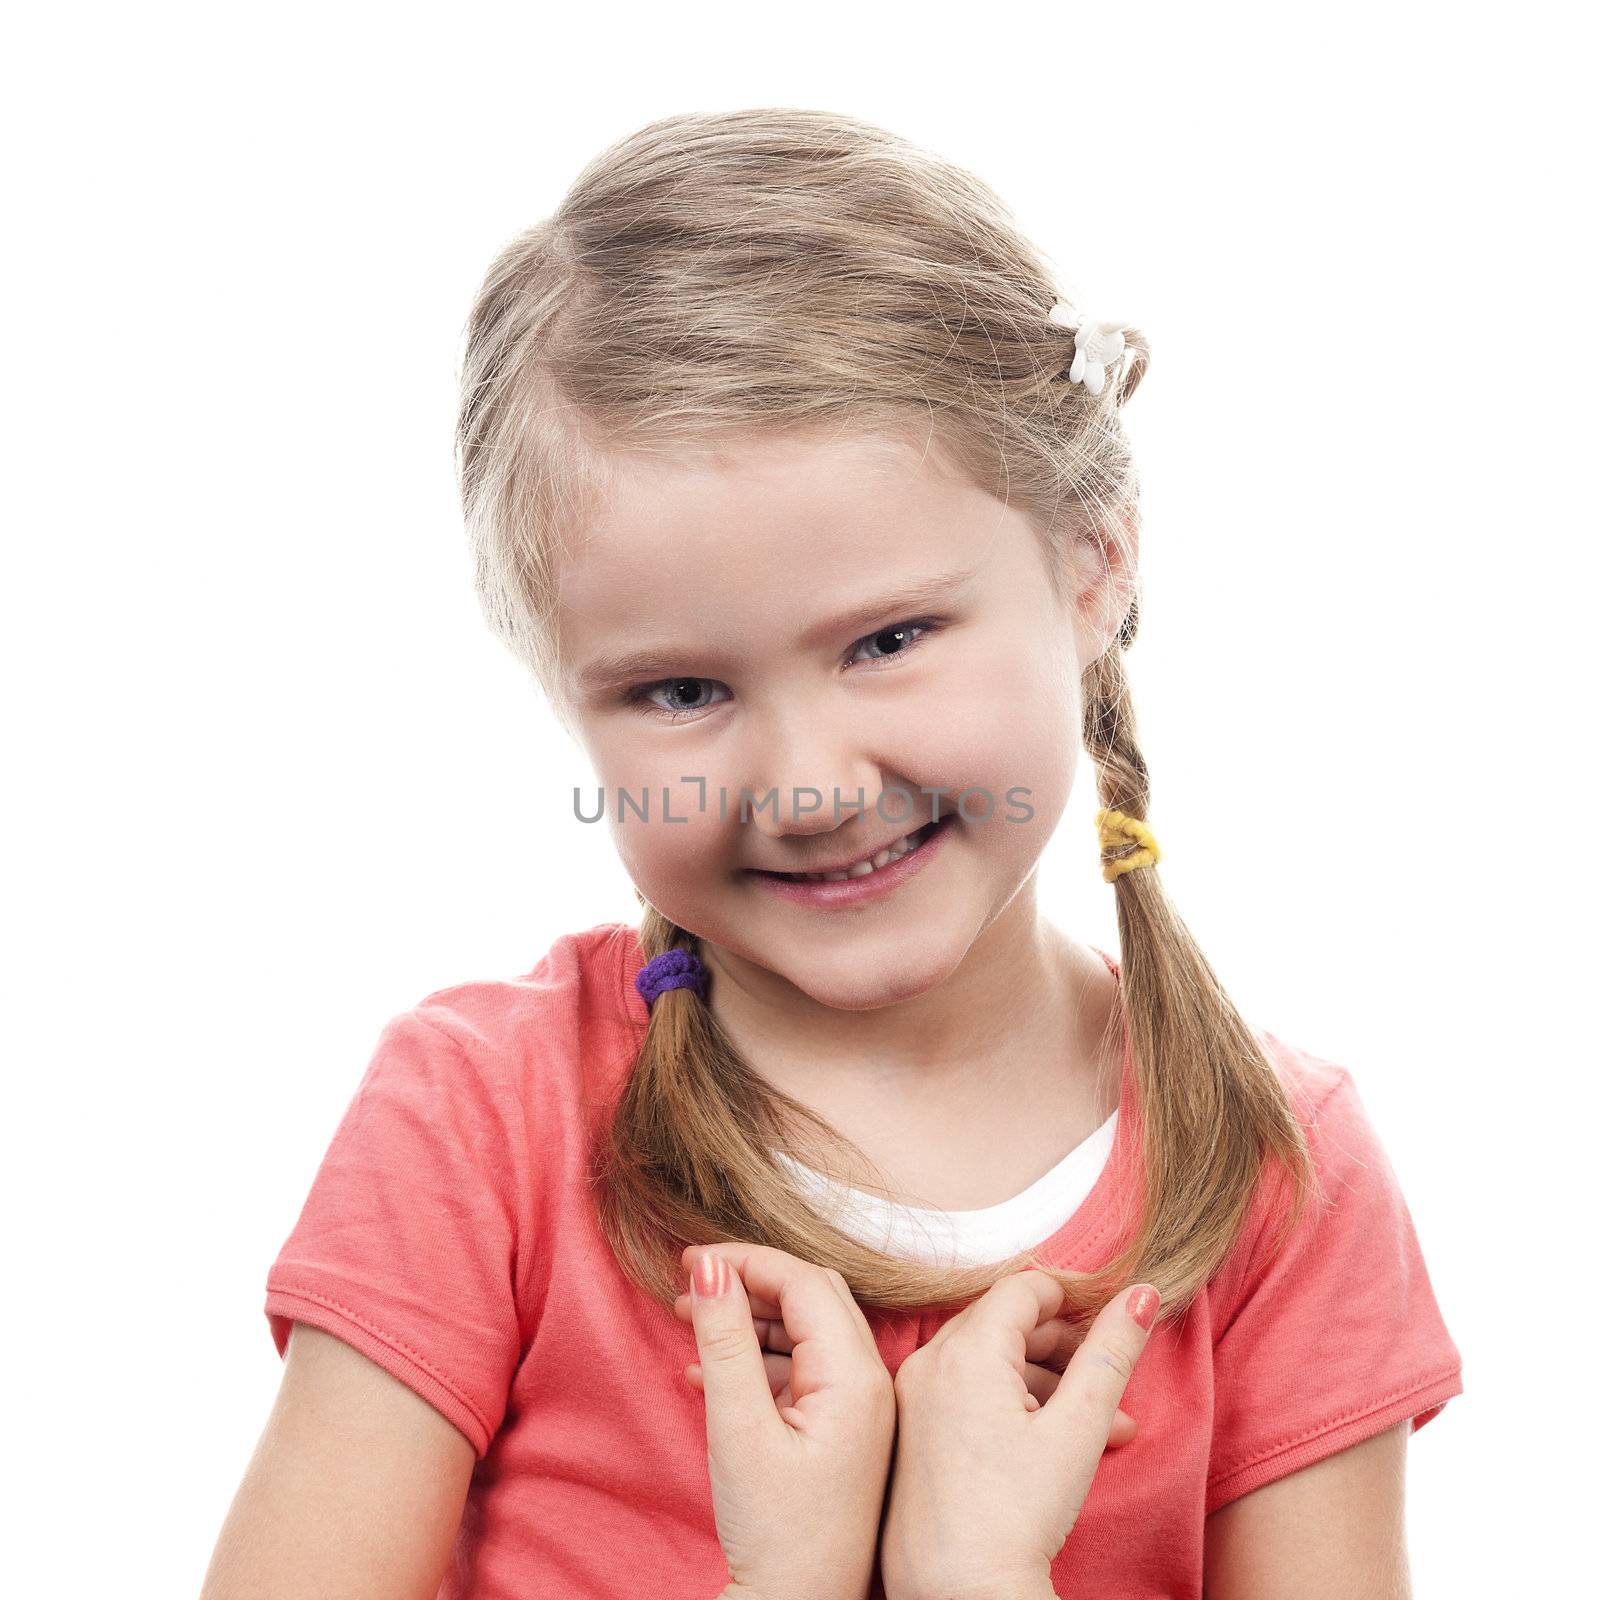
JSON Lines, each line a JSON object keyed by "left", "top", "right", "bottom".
{"left": 748, "top": 817, "right": 949, "bottom": 882}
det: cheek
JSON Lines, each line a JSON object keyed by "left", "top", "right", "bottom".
{"left": 915, "top": 646, "right": 1078, "bottom": 787}
{"left": 605, "top": 781, "right": 730, "bottom": 884}
{"left": 935, "top": 653, "right": 1079, "bottom": 847}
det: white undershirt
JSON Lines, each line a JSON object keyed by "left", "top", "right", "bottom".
{"left": 771, "top": 1108, "right": 1118, "bottom": 1267}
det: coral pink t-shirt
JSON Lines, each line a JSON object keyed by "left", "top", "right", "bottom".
{"left": 264, "top": 922, "right": 1463, "bottom": 1600}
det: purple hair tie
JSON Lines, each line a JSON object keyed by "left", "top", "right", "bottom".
{"left": 635, "top": 948, "right": 709, "bottom": 1010}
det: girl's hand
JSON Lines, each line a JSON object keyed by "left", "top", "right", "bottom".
{"left": 676, "top": 1284, "right": 1140, "bottom": 1450}
{"left": 674, "top": 1241, "right": 897, "bottom": 1600}
{"left": 879, "top": 1271, "right": 1159, "bottom": 1600}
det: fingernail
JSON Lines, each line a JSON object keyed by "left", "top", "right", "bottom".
{"left": 693, "top": 1252, "right": 729, "bottom": 1298}
{"left": 1125, "top": 1284, "right": 1160, "bottom": 1330}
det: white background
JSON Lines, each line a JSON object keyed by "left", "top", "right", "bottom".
{"left": 5, "top": 3, "right": 1592, "bottom": 1594}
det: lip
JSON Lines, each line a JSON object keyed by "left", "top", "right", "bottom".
{"left": 749, "top": 820, "right": 937, "bottom": 879}
{"left": 744, "top": 813, "right": 957, "bottom": 909}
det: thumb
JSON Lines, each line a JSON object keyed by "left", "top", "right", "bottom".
{"left": 1042, "top": 1283, "right": 1159, "bottom": 1445}
{"left": 688, "top": 1250, "right": 777, "bottom": 1440}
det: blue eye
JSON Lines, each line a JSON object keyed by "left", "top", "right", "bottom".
{"left": 628, "top": 617, "right": 944, "bottom": 723}
{"left": 852, "top": 620, "right": 936, "bottom": 664}
{"left": 633, "top": 678, "right": 731, "bottom": 722}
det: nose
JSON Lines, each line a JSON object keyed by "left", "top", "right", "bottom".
{"left": 742, "top": 717, "right": 886, "bottom": 838}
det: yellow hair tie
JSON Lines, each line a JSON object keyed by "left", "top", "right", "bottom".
{"left": 1096, "top": 807, "right": 1161, "bottom": 882}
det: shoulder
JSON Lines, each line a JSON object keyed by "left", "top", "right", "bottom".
{"left": 1202, "top": 1026, "right": 1464, "bottom": 1509}
{"left": 1207, "top": 1028, "right": 1399, "bottom": 1310}
{"left": 407, "top": 920, "right": 643, "bottom": 1043}
{"left": 368, "top": 921, "right": 647, "bottom": 1112}
{"left": 1254, "top": 1028, "right": 1402, "bottom": 1196}
{"left": 1251, "top": 1027, "right": 1387, "bottom": 1194}
{"left": 1253, "top": 1026, "right": 1355, "bottom": 1125}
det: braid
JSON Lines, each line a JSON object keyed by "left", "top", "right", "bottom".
{"left": 1083, "top": 604, "right": 1152, "bottom": 835}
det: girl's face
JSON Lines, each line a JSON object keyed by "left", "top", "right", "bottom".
{"left": 554, "top": 428, "right": 1126, "bottom": 1013}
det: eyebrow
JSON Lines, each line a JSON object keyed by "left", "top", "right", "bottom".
{"left": 573, "top": 563, "right": 983, "bottom": 699}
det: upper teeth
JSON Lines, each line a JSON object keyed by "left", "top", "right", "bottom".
{"left": 782, "top": 822, "right": 934, "bottom": 882}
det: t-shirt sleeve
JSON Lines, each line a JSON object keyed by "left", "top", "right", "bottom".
{"left": 263, "top": 1008, "right": 525, "bottom": 1460}
{"left": 1205, "top": 1061, "right": 1464, "bottom": 1514}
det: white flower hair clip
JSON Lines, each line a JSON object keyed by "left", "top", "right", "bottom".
{"left": 1047, "top": 301, "right": 1128, "bottom": 397}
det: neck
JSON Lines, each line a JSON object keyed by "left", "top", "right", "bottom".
{"left": 700, "top": 889, "right": 1103, "bottom": 1106}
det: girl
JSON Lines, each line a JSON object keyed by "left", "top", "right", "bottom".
{"left": 215, "top": 108, "right": 1462, "bottom": 1600}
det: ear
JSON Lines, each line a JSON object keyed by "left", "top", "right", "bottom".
{"left": 1067, "top": 503, "right": 1140, "bottom": 668}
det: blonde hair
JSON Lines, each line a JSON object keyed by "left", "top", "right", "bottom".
{"left": 455, "top": 108, "right": 1318, "bottom": 1329}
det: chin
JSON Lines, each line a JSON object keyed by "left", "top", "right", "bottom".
{"left": 776, "top": 937, "right": 972, "bottom": 1012}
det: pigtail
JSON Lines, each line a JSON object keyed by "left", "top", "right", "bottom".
{"left": 1073, "top": 627, "right": 1321, "bottom": 1317}
{"left": 592, "top": 897, "right": 1022, "bottom": 1311}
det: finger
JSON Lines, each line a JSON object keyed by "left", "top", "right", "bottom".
{"left": 1040, "top": 1284, "right": 1159, "bottom": 1448}
{"left": 683, "top": 1243, "right": 877, "bottom": 1349}
{"left": 1021, "top": 1358, "right": 1065, "bottom": 1406}
{"left": 687, "top": 1251, "right": 783, "bottom": 1445}
{"left": 682, "top": 1243, "right": 876, "bottom": 1353}
{"left": 938, "top": 1269, "right": 1068, "bottom": 1396}
{"left": 1021, "top": 1361, "right": 1138, "bottom": 1445}
{"left": 678, "top": 1272, "right": 862, "bottom": 1360}
{"left": 679, "top": 1294, "right": 1108, "bottom": 1418}
{"left": 675, "top": 1290, "right": 796, "bottom": 1355}
{"left": 686, "top": 1350, "right": 792, "bottom": 1401}
{"left": 965, "top": 1268, "right": 1067, "bottom": 1347}
{"left": 684, "top": 1356, "right": 790, "bottom": 1408}
{"left": 681, "top": 1310, "right": 1136, "bottom": 1439}
{"left": 685, "top": 1321, "right": 1137, "bottom": 1442}
{"left": 1023, "top": 1313, "right": 1089, "bottom": 1372}
{"left": 678, "top": 1281, "right": 791, "bottom": 1322}
{"left": 681, "top": 1242, "right": 880, "bottom": 1382}
{"left": 1019, "top": 1397, "right": 1143, "bottom": 1445}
